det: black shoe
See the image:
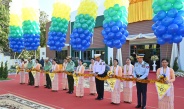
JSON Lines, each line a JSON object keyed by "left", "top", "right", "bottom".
{"left": 34, "top": 86, "right": 39, "bottom": 88}
{"left": 44, "top": 86, "right": 48, "bottom": 88}
{"left": 66, "top": 91, "right": 70, "bottom": 93}
{"left": 47, "top": 87, "right": 51, "bottom": 89}
{"left": 142, "top": 107, "right": 146, "bottom": 109}
{"left": 98, "top": 98, "right": 103, "bottom": 100}
{"left": 135, "top": 105, "right": 141, "bottom": 108}
{"left": 69, "top": 92, "right": 73, "bottom": 94}
{"left": 44, "top": 85, "right": 46, "bottom": 86}
{"left": 95, "top": 97, "right": 99, "bottom": 100}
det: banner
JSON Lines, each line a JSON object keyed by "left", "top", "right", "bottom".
{"left": 49, "top": 73, "right": 55, "bottom": 82}
{"left": 73, "top": 74, "right": 79, "bottom": 87}
{"left": 107, "top": 78, "right": 116, "bottom": 91}
{"left": 31, "top": 71, "right": 37, "bottom": 78}
{"left": 155, "top": 82, "right": 171, "bottom": 100}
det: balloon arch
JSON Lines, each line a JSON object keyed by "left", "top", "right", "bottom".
{"left": 8, "top": 0, "right": 184, "bottom": 53}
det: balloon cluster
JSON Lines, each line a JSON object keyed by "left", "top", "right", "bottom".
{"left": 8, "top": 0, "right": 24, "bottom": 53}
{"left": 47, "top": 1, "right": 71, "bottom": 51}
{"left": 70, "top": 0, "right": 98, "bottom": 51}
{"left": 152, "top": 0, "right": 184, "bottom": 44}
{"left": 22, "top": 0, "right": 40, "bottom": 50}
{"left": 102, "top": 0, "right": 129, "bottom": 49}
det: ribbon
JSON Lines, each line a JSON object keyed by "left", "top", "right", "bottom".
{"left": 31, "top": 71, "right": 37, "bottom": 78}
{"left": 73, "top": 73, "right": 79, "bottom": 87}
{"left": 107, "top": 78, "right": 116, "bottom": 91}
{"left": 49, "top": 73, "right": 55, "bottom": 82}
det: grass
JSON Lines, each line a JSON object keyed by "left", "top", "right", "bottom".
{"left": 0, "top": 78, "right": 11, "bottom": 81}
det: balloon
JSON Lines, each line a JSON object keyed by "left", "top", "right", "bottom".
{"left": 173, "top": 1, "right": 183, "bottom": 10}
{"left": 173, "top": 35, "right": 182, "bottom": 43}
{"left": 157, "top": 10, "right": 166, "bottom": 20}
{"left": 152, "top": 24, "right": 157, "bottom": 31}
{"left": 153, "top": 5, "right": 162, "bottom": 14}
{"left": 156, "top": 25, "right": 166, "bottom": 34}
{"left": 168, "top": 24, "right": 179, "bottom": 33}
{"left": 167, "top": 0, "right": 176, "bottom": 4}
{"left": 111, "top": 26, "right": 119, "bottom": 32}
{"left": 167, "top": 9, "right": 178, "bottom": 18}
{"left": 173, "top": 16, "right": 184, "bottom": 25}
{"left": 158, "top": 0, "right": 167, "bottom": 5}
{"left": 157, "top": 38, "right": 166, "bottom": 45}
{"left": 161, "top": 2, "right": 172, "bottom": 11}
{"left": 161, "top": 17, "right": 174, "bottom": 26}
{"left": 153, "top": 15, "right": 159, "bottom": 22}
{"left": 162, "top": 34, "right": 172, "bottom": 41}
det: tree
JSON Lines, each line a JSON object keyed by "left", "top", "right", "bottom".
{"left": 39, "top": 11, "right": 49, "bottom": 47}
{"left": 0, "top": 0, "right": 11, "bottom": 52}
{"left": 2, "top": 61, "right": 8, "bottom": 79}
{"left": 0, "top": 62, "right": 3, "bottom": 78}
{"left": 173, "top": 57, "right": 179, "bottom": 72}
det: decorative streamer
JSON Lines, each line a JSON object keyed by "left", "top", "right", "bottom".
{"left": 152, "top": 0, "right": 184, "bottom": 44}
{"left": 22, "top": 0, "right": 40, "bottom": 50}
{"left": 101, "top": 0, "right": 129, "bottom": 49}
{"left": 70, "top": 0, "right": 99, "bottom": 51}
{"left": 47, "top": 0, "right": 71, "bottom": 51}
{"left": 8, "top": 0, "right": 24, "bottom": 53}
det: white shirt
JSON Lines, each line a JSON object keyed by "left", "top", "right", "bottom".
{"left": 93, "top": 60, "right": 105, "bottom": 75}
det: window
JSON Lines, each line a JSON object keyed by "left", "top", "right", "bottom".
{"left": 73, "top": 51, "right": 79, "bottom": 58}
{"left": 42, "top": 52, "right": 45, "bottom": 55}
{"left": 82, "top": 50, "right": 91, "bottom": 61}
{"left": 56, "top": 50, "right": 67, "bottom": 63}
{"left": 95, "top": 50, "right": 105, "bottom": 60}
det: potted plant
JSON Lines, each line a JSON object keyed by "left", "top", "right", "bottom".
{"left": 151, "top": 55, "right": 159, "bottom": 72}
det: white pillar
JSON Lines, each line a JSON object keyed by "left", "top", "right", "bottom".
{"left": 179, "top": 38, "right": 184, "bottom": 70}
{"left": 92, "top": 50, "right": 94, "bottom": 58}
{"left": 107, "top": 47, "right": 113, "bottom": 65}
{"left": 40, "top": 47, "right": 46, "bottom": 60}
{"left": 79, "top": 51, "right": 82, "bottom": 59}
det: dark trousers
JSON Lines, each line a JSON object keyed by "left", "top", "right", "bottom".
{"left": 67, "top": 74, "right": 74, "bottom": 92}
{"left": 95, "top": 76, "right": 104, "bottom": 99}
{"left": 46, "top": 74, "right": 52, "bottom": 88}
{"left": 28, "top": 71, "right": 34, "bottom": 85}
{"left": 136, "top": 82, "right": 147, "bottom": 107}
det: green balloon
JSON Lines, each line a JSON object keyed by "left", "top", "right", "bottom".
{"left": 173, "top": 1, "right": 183, "bottom": 10}
{"left": 158, "top": 0, "right": 166, "bottom": 5}
{"left": 106, "top": 17, "right": 112, "bottom": 22}
{"left": 82, "top": 23, "right": 88, "bottom": 29}
{"left": 76, "top": 23, "right": 81, "bottom": 28}
{"left": 84, "top": 14, "right": 90, "bottom": 20}
{"left": 112, "top": 15, "right": 120, "bottom": 21}
{"left": 162, "top": 2, "right": 172, "bottom": 11}
{"left": 109, "top": 10, "right": 117, "bottom": 17}
{"left": 152, "top": 1, "right": 158, "bottom": 9}
{"left": 167, "top": 0, "right": 176, "bottom": 4}
{"left": 113, "top": 4, "right": 120, "bottom": 11}
{"left": 153, "top": 5, "right": 162, "bottom": 14}
{"left": 103, "top": 20, "right": 108, "bottom": 25}
{"left": 120, "top": 6, "right": 126, "bottom": 12}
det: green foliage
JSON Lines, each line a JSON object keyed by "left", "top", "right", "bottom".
{"left": 0, "top": 62, "right": 3, "bottom": 78}
{"left": 39, "top": 11, "right": 49, "bottom": 47}
{"left": 110, "top": 57, "right": 112, "bottom": 66}
{"left": 173, "top": 57, "right": 179, "bottom": 72}
{"left": 2, "top": 61, "right": 8, "bottom": 78}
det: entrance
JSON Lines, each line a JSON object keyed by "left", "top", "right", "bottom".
{"left": 130, "top": 44, "right": 160, "bottom": 70}
{"left": 56, "top": 50, "right": 67, "bottom": 64}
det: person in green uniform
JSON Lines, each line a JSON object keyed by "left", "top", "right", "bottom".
{"left": 64, "top": 56, "right": 75, "bottom": 94}
{"left": 27, "top": 57, "right": 34, "bottom": 85}
{"left": 43, "top": 57, "right": 52, "bottom": 89}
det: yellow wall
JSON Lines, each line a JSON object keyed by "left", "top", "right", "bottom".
{"left": 128, "top": 0, "right": 153, "bottom": 23}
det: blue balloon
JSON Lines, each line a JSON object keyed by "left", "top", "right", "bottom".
{"left": 157, "top": 10, "right": 167, "bottom": 20}
{"left": 105, "top": 27, "right": 111, "bottom": 33}
{"left": 178, "top": 24, "right": 184, "bottom": 36}
{"left": 177, "top": 10, "right": 184, "bottom": 17}
{"left": 101, "top": 30, "right": 106, "bottom": 36}
{"left": 78, "top": 28, "right": 83, "bottom": 33}
{"left": 119, "top": 28, "right": 125, "bottom": 33}
{"left": 103, "top": 23, "right": 108, "bottom": 28}
{"left": 109, "top": 21, "right": 116, "bottom": 27}
{"left": 173, "top": 16, "right": 184, "bottom": 25}
{"left": 106, "top": 41, "right": 113, "bottom": 47}
{"left": 116, "top": 21, "right": 123, "bottom": 28}
{"left": 152, "top": 24, "right": 157, "bottom": 31}
{"left": 73, "top": 33, "right": 79, "bottom": 38}
{"left": 157, "top": 38, "right": 166, "bottom": 45}
{"left": 80, "top": 34, "right": 85, "bottom": 39}
{"left": 115, "top": 32, "right": 123, "bottom": 39}
{"left": 111, "top": 26, "right": 119, "bottom": 32}
{"left": 77, "top": 44, "right": 82, "bottom": 49}
{"left": 168, "top": 40, "right": 173, "bottom": 44}
{"left": 73, "top": 28, "right": 78, "bottom": 33}
{"left": 84, "top": 30, "right": 90, "bottom": 35}
{"left": 168, "top": 24, "right": 179, "bottom": 33}
{"left": 103, "top": 39, "right": 107, "bottom": 44}
{"left": 120, "top": 35, "right": 126, "bottom": 44}
{"left": 124, "top": 30, "right": 129, "bottom": 37}
{"left": 82, "top": 40, "right": 87, "bottom": 45}
{"left": 162, "top": 34, "right": 172, "bottom": 41}
{"left": 167, "top": 9, "right": 178, "bottom": 18}
{"left": 153, "top": 15, "right": 159, "bottom": 22}
{"left": 86, "top": 36, "right": 91, "bottom": 41}
{"left": 173, "top": 35, "right": 182, "bottom": 43}
{"left": 161, "top": 17, "right": 174, "bottom": 26}
{"left": 107, "top": 32, "right": 115, "bottom": 40}
{"left": 57, "top": 32, "right": 63, "bottom": 37}
{"left": 156, "top": 25, "right": 166, "bottom": 34}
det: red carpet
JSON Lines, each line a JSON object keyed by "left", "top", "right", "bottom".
{"left": 0, "top": 73, "right": 183, "bottom": 109}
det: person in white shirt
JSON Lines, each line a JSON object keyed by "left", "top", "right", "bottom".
{"left": 89, "top": 58, "right": 96, "bottom": 95}
{"left": 19, "top": 59, "right": 25, "bottom": 84}
{"left": 93, "top": 54, "right": 106, "bottom": 100}
{"left": 62, "top": 59, "right": 68, "bottom": 90}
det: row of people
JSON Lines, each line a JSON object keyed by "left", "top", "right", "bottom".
{"left": 18, "top": 54, "right": 175, "bottom": 109}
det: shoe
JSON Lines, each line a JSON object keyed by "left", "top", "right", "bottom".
{"left": 48, "top": 87, "right": 51, "bottom": 89}
{"left": 63, "top": 89, "right": 67, "bottom": 90}
{"left": 66, "top": 91, "right": 70, "bottom": 93}
{"left": 52, "top": 90, "right": 58, "bottom": 92}
{"left": 111, "top": 102, "right": 114, "bottom": 104}
{"left": 97, "top": 98, "right": 103, "bottom": 100}
{"left": 44, "top": 85, "right": 46, "bottom": 86}
{"left": 89, "top": 93, "right": 93, "bottom": 95}
{"left": 142, "top": 107, "right": 146, "bottom": 109}
{"left": 44, "top": 86, "right": 48, "bottom": 88}
{"left": 69, "top": 92, "right": 73, "bottom": 94}
{"left": 34, "top": 86, "right": 39, "bottom": 88}
{"left": 135, "top": 105, "right": 141, "bottom": 108}
{"left": 95, "top": 97, "right": 99, "bottom": 100}
{"left": 80, "top": 96, "right": 83, "bottom": 98}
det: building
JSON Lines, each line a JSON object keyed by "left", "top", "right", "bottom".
{"left": 46, "top": 0, "right": 174, "bottom": 70}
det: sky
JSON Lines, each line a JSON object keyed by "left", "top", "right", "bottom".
{"left": 39, "top": 0, "right": 55, "bottom": 20}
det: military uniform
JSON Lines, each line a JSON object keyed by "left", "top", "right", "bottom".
{"left": 44, "top": 61, "right": 52, "bottom": 88}
{"left": 27, "top": 60, "right": 34, "bottom": 85}
{"left": 133, "top": 60, "right": 149, "bottom": 109}
{"left": 65, "top": 60, "right": 75, "bottom": 94}
{"left": 93, "top": 59, "right": 106, "bottom": 100}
